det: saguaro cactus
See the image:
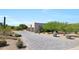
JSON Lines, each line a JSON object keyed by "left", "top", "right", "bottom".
{"left": 4, "top": 16, "right": 6, "bottom": 29}
{"left": 3, "top": 16, "right": 6, "bottom": 35}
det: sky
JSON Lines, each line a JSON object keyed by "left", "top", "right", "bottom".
{"left": 0, "top": 9, "right": 79, "bottom": 26}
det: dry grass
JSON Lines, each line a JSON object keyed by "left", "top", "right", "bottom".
{"left": 0, "top": 35, "right": 19, "bottom": 40}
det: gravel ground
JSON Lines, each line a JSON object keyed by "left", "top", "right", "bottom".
{"left": 15, "top": 31, "right": 79, "bottom": 50}
{"left": 0, "top": 39, "right": 28, "bottom": 50}
{"left": 0, "top": 39, "right": 18, "bottom": 50}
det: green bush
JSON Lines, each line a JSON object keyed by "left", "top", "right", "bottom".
{"left": 15, "top": 24, "right": 28, "bottom": 30}
{"left": 19, "top": 24, "right": 28, "bottom": 29}
{"left": 42, "top": 21, "right": 79, "bottom": 33}
{"left": 0, "top": 39, "right": 7, "bottom": 47}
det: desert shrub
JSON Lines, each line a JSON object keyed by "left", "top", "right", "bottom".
{"left": 0, "top": 26, "right": 12, "bottom": 36}
{"left": 15, "top": 34, "right": 22, "bottom": 37}
{"left": 53, "top": 31, "right": 57, "bottom": 37}
{"left": 19, "top": 24, "right": 28, "bottom": 29}
{"left": 66, "top": 35, "right": 71, "bottom": 39}
{"left": 16, "top": 39, "right": 23, "bottom": 49}
{"left": 15, "top": 24, "right": 28, "bottom": 30}
{"left": 0, "top": 39, "right": 7, "bottom": 47}
{"left": 66, "top": 35, "right": 74, "bottom": 39}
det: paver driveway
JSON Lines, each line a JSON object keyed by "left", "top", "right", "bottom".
{"left": 15, "top": 31, "right": 79, "bottom": 50}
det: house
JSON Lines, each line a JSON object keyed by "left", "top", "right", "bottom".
{"left": 32, "top": 22, "right": 44, "bottom": 33}
{"left": 27, "top": 22, "right": 44, "bottom": 33}
{"left": 27, "top": 25, "right": 34, "bottom": 32}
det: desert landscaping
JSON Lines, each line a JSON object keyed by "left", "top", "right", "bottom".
{"left": 0, "top": 10, "right": 79, "bottom": 50}
{"left": 1, "top": 16, "right": 79, "bottom": 50}
{"left": 0, "top": 17, "right": 27, "bottom": 50}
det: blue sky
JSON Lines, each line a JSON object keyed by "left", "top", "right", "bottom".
{"left": 0, "top": 9, "right": 79, "bottom": 26}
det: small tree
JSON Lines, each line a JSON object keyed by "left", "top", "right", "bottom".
{"left": 15, "top": 24, "right": 28, "bottom": 30}
{"left": 19, "top": 24, "right": 28, "bottom": 29}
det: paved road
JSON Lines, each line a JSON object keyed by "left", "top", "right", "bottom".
{"left": 15, "top": 31, "right": 79, "bottom": 50}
